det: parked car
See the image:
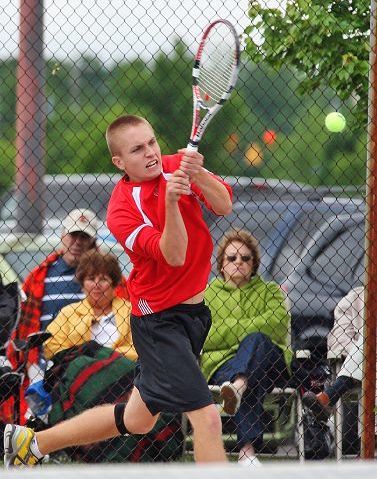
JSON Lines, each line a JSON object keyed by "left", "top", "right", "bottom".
{"left": 209, "top": 196, "right": 365, "bottom": 283}
{"left": 0, "top": 230, "right": 132, "bottom": 283}
{"left": 282, "top": 212, "right": 365, "bottom": 353}
{"left": 2, "top": 173, "right": 355, "bottom": 232}
{"left": 0, "top": 174, "right": 122, "bottom": 232}
{"left": 0, "top": 174, "right": 365, "bottom": 297}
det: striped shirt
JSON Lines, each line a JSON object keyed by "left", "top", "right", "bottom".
{"left": 40, "top": 257, "right": 84, "bottom": 329}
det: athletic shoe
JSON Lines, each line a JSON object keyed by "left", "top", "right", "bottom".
{"left": 220, "top": 381, "right": 242, "bottom": 415}
{"left": 3, "top": 424, "right": 43, "bottom": 468}
{"left": 302, "top": 391, "right": 331, "bottom": 422}
{"left": 238, "top": 455, "right": 262, "bottom": 467}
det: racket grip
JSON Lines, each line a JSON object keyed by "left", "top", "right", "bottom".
{"left": 186, "top": 142, "right": 199, "bottom": 152}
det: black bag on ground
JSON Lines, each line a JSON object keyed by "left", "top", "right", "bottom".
{"left": 300, "top": 412, "right": 334, "bottom": 459}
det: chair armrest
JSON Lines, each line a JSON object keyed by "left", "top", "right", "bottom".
{"left": 295, "top": 349, "right": 311, "bottom": 359}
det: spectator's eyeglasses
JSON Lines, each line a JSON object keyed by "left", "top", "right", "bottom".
{"left": 226, "top": 254, "right": 252, "bottom": 263}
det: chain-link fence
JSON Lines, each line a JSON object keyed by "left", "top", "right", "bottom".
{"left": 0, "top": 0, "right": 375, "bottom": 466}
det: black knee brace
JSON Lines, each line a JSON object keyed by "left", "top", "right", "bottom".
{"left": 114, "top": 403, "right": 130, "bottom": 435}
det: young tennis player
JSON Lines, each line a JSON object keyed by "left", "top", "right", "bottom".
{"left": 4, "top": 114, "right": 232, "bottom": 466}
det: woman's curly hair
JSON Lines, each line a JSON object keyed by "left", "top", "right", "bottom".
{"left": 76, "top": 249, "right": 122, "bottom": 287}
{"left": 216, "top": 229, "right": 260, "bottom": 279}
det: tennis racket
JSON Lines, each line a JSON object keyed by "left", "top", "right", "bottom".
{"left": 187, "top": 19, "right": 240, "bottom": 152}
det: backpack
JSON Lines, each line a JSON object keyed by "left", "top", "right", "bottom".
{"left": 296, "top": 412, "right": 334, "bottom": 459}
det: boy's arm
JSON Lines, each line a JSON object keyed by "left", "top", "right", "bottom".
{"left": 159, "top": 169, "right": 189, "bottom": 266}
{"left": 178, "top": 148, "right": 232, "bottom": 216}
{"left": 107, "top": 188, "right": 166, "bottom": 263}
{"left": 192, "top": 169, "right": 232, "bottom": 216}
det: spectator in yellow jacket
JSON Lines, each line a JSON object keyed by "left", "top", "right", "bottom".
{"left": 44, "top": 249, "right": 137, "bottom": 361}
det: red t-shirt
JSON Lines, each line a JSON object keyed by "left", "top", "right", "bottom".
{"left": 107, "top": 154, "right": 232, "bottom": 316}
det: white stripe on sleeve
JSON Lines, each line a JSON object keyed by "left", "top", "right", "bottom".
{"left": 124, "top": 186, "right": 153, "bottom": 252}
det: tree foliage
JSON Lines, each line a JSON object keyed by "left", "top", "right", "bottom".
{"left": 0, "top": 32, "right": 368, "bottom": 194}
{"left": 244, "top": 0, "right": 370, "bottom": 127}
{"left": 0, "top": 39, "right": 251, "bottom": 193}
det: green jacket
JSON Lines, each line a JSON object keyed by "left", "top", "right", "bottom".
{"left": 201, "top": 275, "right": 293, "bottom": 381}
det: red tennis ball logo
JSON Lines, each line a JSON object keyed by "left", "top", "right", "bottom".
{"left": 262, "top": 130, "right": 277, "bottom": 145}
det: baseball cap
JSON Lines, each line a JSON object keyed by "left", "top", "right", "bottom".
{"left": 61, "top": 208, "right": 99, "bottom": 238}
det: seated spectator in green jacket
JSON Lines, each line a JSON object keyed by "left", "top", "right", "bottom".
{"left": 202, "top": 229, "right": 292, "bottom": 467}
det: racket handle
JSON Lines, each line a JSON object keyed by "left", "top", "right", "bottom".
{"left": 186, "top": 142, "right": 199, "bottom": 152}
{"left": 181, "top": 142, "right": 198, "bottom": 180}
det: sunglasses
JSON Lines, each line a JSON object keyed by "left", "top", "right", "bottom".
{"left": 226, "top": 254, "right": 252, "bottom": 263}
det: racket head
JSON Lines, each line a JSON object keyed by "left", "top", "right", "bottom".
{"left": 193, "top": 19, "right": 240, "bottom": 110}
{"left": 188, "top": 19, "right": 240, "bottom": 149}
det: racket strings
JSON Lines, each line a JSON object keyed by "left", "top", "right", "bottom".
{"left": 199, "top": 49, "right": 236, "bottom": 104}
{"left": 198, "top": 30, "right": 237, "bottom": 107}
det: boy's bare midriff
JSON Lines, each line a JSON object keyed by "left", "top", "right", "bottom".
{"left": 182, "top": 290, "right": 205, "bottom": 304}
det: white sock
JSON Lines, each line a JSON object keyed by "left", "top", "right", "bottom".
{"left": 238, "top": 455, "right": 262, "bottom": 467}
{"left": 29, "top": 436, "right": 44, "bottom": 459}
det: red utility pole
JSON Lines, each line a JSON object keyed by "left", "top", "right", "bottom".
{"left": 15, "top": 0, "right": 46, "bottom": 233}
{"left": 362, "top": 0, "right": 377, "bottom": 459}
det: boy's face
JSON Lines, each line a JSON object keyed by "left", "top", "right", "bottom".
{"left": 111, "top": 123, "right": 162, "bottom": 182}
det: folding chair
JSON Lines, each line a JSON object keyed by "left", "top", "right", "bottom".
{"left": 327, "top": 350, "right": 361, "bottom": 460}
{"left": 181, "top": 378, "right": 305, "bottom": 461}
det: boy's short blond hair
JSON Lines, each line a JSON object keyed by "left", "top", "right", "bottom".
{"left": 106, "top": 115, "right": 150, "bottom": 156}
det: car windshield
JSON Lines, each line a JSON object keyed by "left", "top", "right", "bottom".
{"left": 271, "top": 210, "right": 334, "bottom": 284}
{"left": 270, "top": 200, "right": 364, "bottom": 284}
{"left": 308, "top": 223, "right": 365, "bottom": 294}
{"left": 0, "top": 176, "right": 119, "bottom": 223}
{"left": 210, "top": 202, "right": 289, "bottom": 247}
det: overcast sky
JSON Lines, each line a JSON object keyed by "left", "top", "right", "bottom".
{"left": 0, "top": 0, "right": 283, "bottom": 63}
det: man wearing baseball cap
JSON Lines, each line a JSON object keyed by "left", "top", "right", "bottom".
{"left": 60, "top": 208, "right": 98, "bottom": 270}
{"left": 3, "top": 209, "right": 99, "bottom": 424}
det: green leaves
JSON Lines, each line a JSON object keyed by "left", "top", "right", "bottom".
{"left": 244, "top": 0, "right": 370, "bottom": 127}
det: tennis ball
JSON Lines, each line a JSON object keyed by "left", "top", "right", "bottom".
{"left": 325, "top": 112, "right": 346, "bottom": 133}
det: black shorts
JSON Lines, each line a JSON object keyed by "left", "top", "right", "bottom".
{"left": 130, "top": 302, "right": 213, "bottom": 416}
